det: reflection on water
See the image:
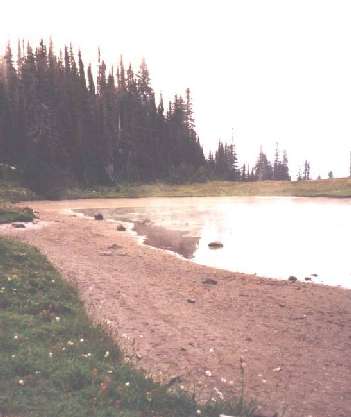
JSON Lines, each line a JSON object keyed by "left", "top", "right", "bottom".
{"left": 79, "top": 197, "right": 351, "bottom": 288}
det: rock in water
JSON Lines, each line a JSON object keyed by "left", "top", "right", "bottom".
{"left": 117, "top": 224, "right": 126, "bottom": 231}
{"left": 305, "top": 276, "right": 312, "bottom": 281}
{"left": 94, "top": 213, "right": 104, "bottom": 220}
{"left": 288, "top": 276, "right": 297, "bottom": 282}
{"left": 208, "top": 241, "right": 223, "bottom": 249}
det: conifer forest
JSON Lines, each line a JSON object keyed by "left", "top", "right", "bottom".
{"left": 0, "top": 40, "right": 290, "bottom": 193}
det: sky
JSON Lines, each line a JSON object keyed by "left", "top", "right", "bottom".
{"left": 2, "top": 0, "right": 351, "bottom": 178}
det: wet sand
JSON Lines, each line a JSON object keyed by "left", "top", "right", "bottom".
{"left": 1, "top": 199, "right": 351, "bottom": 417}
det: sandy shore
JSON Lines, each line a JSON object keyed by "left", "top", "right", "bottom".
{"left": 1, "top": 199, "right": 351, "bottom": 417}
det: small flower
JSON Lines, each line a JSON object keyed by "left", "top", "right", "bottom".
{"left": 104, "top": 351, "right": 110, "bottom": 358}
{"left": 67, "top": 340, "right": 74, "bottom": 346}
{"left": 229, "top": 380, "right": 234, "bottom": 385}
{"left": 220, "top": 377, "right": 227, "bottom": 383}
{"left": 49, "top": 352, "right": 53, "bottom": 358}
{"left": 125, "top": 381, "right": 130, "bottom": 387}
{"left": 11, "top": 354, "right": 16, "bottom": 358}
{"left": 180, "top": 385, "right": 184, "bottom": 390}
{"left": 62, "top": 347, "right": 66, "bottom": 351}
{"left": 51, "top": 279, "right": 55, "bottom": 283}
{"left": 262, "top": 379, "right": 267, "bottom": 383}
{"left": 209, "top": 347, "right": 214, "bottom": 353}
{"left": 55, "top": 316, "right": 60, "bottom": 322}
{"left": 35, "top": 370, "right": 41, "bottom": 374}
{"left": 214, "top": 387, "right": 224, "bottom": 400}
{"left": 14, "top": 334, "right": 18, "bottom": 340}
{"left": 146, "top": 391, "right": 152, "bottom": 402}
{"left": 196, "top": 410, "right": 202, "bottom": 415}
{"left": 87, "top": 353, "right": 91, "bottom": 357}
{"left": 107, "top": 370, "right": 113, "bottom": 374}
{"left": 80, "top": 338, "right": 84, "bottom": 343}
{"left": 18, "top": 379, "right": 24, "bottom": 386}
{"left": 8, "top": 277, "right": 12, "bottom": 281}
{"left": 205, "top": 370, "right": 212, "bottom": 377}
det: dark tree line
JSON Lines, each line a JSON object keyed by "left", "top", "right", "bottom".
{"left": 0, "top": 40, "right": 205, "bottom": 193}
{"left": 0, "top": 40, "right": 291, "bottom": 194}
{"left": 208, "top": 141, "right": 290, "bottom": 181}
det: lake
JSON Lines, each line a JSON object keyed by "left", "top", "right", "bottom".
{"left": 78, "top": 196, "right": 351, "bottom": 288}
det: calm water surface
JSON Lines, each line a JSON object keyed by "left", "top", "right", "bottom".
{"left": 80, "top": 196, "right": 351, "bottom": 288}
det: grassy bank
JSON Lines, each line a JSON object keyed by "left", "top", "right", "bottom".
{"left": 2, "top": 177, "right": 351, "bottom": 202}
{"left": 0, "top": 207, "right": 35, "bottom": 224}
{"left": 62, "top": 178, "right": 351, "bottom": 199}
{"left": 0, "top": 237, "right": 257, "bottom": 417}
{"left": 0, "top": 179, "right": 37, "bottom": 203}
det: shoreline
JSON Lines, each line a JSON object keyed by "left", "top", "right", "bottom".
{"left": 1, "top": 199, "right": 351, "bottom": 417}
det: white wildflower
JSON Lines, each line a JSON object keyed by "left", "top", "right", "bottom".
{"left": 51, "top": 279, "right": 55, "bottom": 283}
{"left": 80, "top": 338, "right": 84, "bottom": 343}
{"left": 18, "top": 379, "right": 24, "bottom": 386}
{"left": 49, "top": 352, "right": 53, "bottom": 358}
{"left": 55, "top": 317, "right": 60, "bottom": 322}
{"left": 67, "top": 340, "right": 74, "bottom": 346}
{"left": 125, "top": 381, "right": 130, "bottom": 387}
{"left": 205, "top": 370, "right": 212, "bottom": 377}
{"left": 180, "top": 385, "right": 184, "bottom": 390}
{"left": 196, "top": 410, "right": 202, "bottom": 415}
{"left": 14, "top": 335, "right": 18, "bottom": 340}
{"left": 229, "top": 380, "right": 234, "bottom": 385}
{"left": 220, "top": 377, "right": 227, "bottom": 383}
{"left": 11, "top": 354, "right": 16, "bottom": 358}
{"left": 209, "top": 347, "right": 214, "bottom": 353}
{"left": 107, "top": 370, "right": 113, "bottom": 374}
{"left": 214, "top": 387, "right": 224, "bottom": 400}
{"left": 104, "top": 351, "right": 110, "bottom": 358}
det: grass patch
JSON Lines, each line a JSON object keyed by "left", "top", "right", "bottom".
{"left": 0, "top": 179, "right": 37, "bottom": 203}
{"left": 0, "top": 207, "right": 35, "bottom": 224}
{"left": 0, "top": 237, "right": 257, "bottom": 417}
{"left": 62, "top": 178, "right": 351, "bottom": 199}
{"left": 2, "top": 177, "right": 351, "bottom": 201}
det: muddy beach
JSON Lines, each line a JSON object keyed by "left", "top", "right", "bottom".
{"left": 1, "top": 198, "right": 351, "bottom": 417}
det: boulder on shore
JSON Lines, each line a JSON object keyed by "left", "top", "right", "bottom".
{"left": 202, "top": 278, "right": 218, "bottom": 285}
{"left": 288, "top": 276, "right": 298, "bottom": 282}
{"left": 117, "top": 224, "right": 126, "bottom": 231}
{"left": 94, "top": 213, "right": 104, "bottom": 220}
{"left": 11, "top": 223, "right": 26, "bottom": 228}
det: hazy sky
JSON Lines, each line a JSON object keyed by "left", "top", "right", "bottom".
{"left": 2, "top": 0, "right": 351, "bottom": 178}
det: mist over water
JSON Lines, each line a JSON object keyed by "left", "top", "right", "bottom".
{"left": 80, "top": 196, "right": 351, "bottom": 288}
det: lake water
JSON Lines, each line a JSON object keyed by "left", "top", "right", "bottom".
{"left": 79, "top": 196, "right": 351, "bottom": 288}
